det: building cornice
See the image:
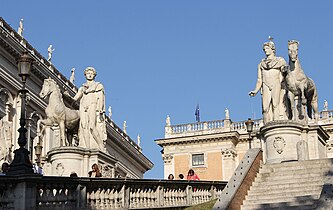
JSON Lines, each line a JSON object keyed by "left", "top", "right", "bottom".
{"left": 156, "top": 131, "right": 240, "bottom": 146}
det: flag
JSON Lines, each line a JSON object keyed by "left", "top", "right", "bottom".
{"left": 195, "top": 104, "right": 200, "bottom": 122}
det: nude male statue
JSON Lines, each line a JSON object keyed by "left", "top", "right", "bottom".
{"left": 249, "top": 39, "right": 287, "bottom": 124}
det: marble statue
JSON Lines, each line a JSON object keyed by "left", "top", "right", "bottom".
{"left": 17, "top": 19, "right": 24, "bottom": 36}
{"left": 72, "top": 67, "right": 107, "bottom": 149}
{"left": 166, "top": 115, "right": 171, "bottom": 126}
{"left": 0, "top": 118, "right": 13, "bottom": 163}
{"left": 137, "top": 134, "right": 141, "bottom": 147}
{"left": 108, "top": 106, "right": 112, "bottom": 118}
{"left": 249, "top": 37, "right": 287, "bottom": 124}
{"left": 123, "top": 121, "right": 127, "bottom": 134}
{"left": 39, "top": 78, "right": 80, "bottom": 146}
{"left": 283, "top": 40, "right": 319, "bottom": 120}
{"left": 70, "top": 68, "right": 75, "bottom": 84}
{"left": 47, "top": 45, "right": 55, "bottom": 62}
{"left": 225, "top": 108, "right": 230, "bottom": 120}
{"left": 324, "top": 100, "right": 328, "bottom": 111}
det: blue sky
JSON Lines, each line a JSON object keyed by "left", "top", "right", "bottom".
{"left": 2, "top": 1, "right": 333, "bottom": 179}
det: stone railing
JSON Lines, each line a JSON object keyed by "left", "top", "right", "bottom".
{"left": 0, "top": 175, "right": 226, "bottom": 210}
{"left": 320, "top": 110, "right": 333, "bottom": 119}
{"left": 166, "top": 110, "right": 333, "bottom": 138}
{"left": 166, "top": 119, "right": 263, "bottom": 138}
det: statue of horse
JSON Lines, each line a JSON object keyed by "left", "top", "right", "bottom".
{"left": 283, "top": 40, "right": 319, "bottom": 121}
{"left": 39, "top": 78, "right": 80, "bottom": 146}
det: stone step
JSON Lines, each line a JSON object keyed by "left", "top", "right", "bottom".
{"left": 241, "top": 200, "right": 316, "bottom": 210}
{"left": 242, "top": 194, "right": 319, "bottom": 206}
{"left": 245, "top": 188, "right": 320, "bottom": 201}
{"left": 260, "top": 159, "right": 333, "bottom": 171}
{"left": 258, "top": 167, "right": 329, "bottom": 178}
{"left": 248, "top": 185, "right": 322, "bottom": 196}
{"left": 259, "top": 162, "right": 332, "bottom": 173}
{"left": 253, "top": 172, "right": 325, "bottom": 183}
{"left": 250, "top": 180, "right": 323, "bottom": 191}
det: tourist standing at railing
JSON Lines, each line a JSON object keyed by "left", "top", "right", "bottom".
{"left": 70, "top": 171, "right": 78, "bottom": 177}
{"left": 168, "top": 174, "right": 174, "bottom": 180}
{"left": 178, "top": 174, "right": 184, "bottom": 180}
{"left": 88, "top": 163, "right": 102, "bottom": 177}
{"left": 187, "top": 169, "right": 200, "bottom": 180}
{"left": 0, "top": 162, "right": 9, "bottom": 175}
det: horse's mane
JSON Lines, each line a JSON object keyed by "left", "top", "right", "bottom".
{"left": 45, "top": 78, "right": 63, "bottom": 101}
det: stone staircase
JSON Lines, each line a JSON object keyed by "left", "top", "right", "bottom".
{"left": 241, "top": 158, "right": 333, "bottom": 210}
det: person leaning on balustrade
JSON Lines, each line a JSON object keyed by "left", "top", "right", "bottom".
{"left": 0, "top": 162, "right": 9, "bottom": 175}
{"left": 168, "top": 174, "right": 174, "bottom": 180}
{"left": 187, "top": 169, "right": 200, "bottom": 181}
{"left": 88, "top": 163, "right": 102, "bottom": 177}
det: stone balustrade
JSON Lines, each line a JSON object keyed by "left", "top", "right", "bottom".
{"left": 166, "top": 119, "right": 263, "bottom": 138}
{"left": 320, "top": 110, "right": 333, "bottom": 119}
{"left": 0, "top": 175, "right": 226, "bottom": 210}
{"left": 166, "top": 110, "right": 333, "bottom": 138}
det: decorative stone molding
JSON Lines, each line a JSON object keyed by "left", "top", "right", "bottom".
{"left": 273, "top": 136, "right": 286, "bottom": 154}
{"left": 55, "top": 162, "right": 65, "bottom": 176}
{"left": 162, "top": 153, "right": 173, "bottom": 164}
{"left": 326, "top": 140, "right": 333, "bottom": 151}
{"left": 101, "top": 164, "right": 113, "bottom": 178}
{"left": 0, "top": 88, "right": 13, "bottom": 121}
{"left": 221, "top": 148, "right": 237, "bottom": 159}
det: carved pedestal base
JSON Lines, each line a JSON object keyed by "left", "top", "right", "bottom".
{"left": 46, "top": 147, "right": 119, "bottom": 178}
{"left": 260, "top": 120, "right": 328, "bottom": 164}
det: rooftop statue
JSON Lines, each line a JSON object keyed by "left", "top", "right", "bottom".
{"left": 283, "top": 40, "right": 319, "bottom": 121}
{"left": 108, "top": 106, "right": 112, "bottom": 119}
{"left": 39, "top": 78, "right": 80, "bottom": 146}
{"left": 324, "top": 100, "right": 328, "bottom": 111}
{"left": 225, "top": 108, "right": 230, "bottom": 120}
{"left": 70, "top": 68, "right": 75, "bottom": 84}
{"left": 137, "top": 134, "right": 141, "bottom": 147}
{"left": 17, "top": 19, "right": 24, "bottom": 37}
{"left": 47, "top": 44, "right": 55, "bottom": 62}
{"left": 72, "top": 67, "right": 107, "bottom": 149}
{"left": 249, "top": 37, "right": 287, "bottom": 124}
{"left": 166, "top": 115, "right": 171, "bottom": 126}
{"left": 123, "top": 121, "right": 127, "bottom": 134}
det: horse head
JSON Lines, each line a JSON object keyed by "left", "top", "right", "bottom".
{"left": 40, "top": 78, "right": 59, "bottom": 99}
{"left": 288, "top": 40, "right": 299, "bottom": 62}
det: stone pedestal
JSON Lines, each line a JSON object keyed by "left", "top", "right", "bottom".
{"left": 46, "top": 147, "right": 118, "bottom": 177}
{"left": 260, "top": 120, "right": 328, "bottom": 164}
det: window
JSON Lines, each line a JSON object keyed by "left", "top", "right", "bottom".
{"left": 192, "top": 154, "right": 204, "bottom": 166}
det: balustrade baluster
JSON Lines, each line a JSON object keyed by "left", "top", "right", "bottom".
{"left": 110, "top": 188, "right": 115, "bottom": 209}
{"left": 104, "top": 188, "right": 110, "bottom": 208}
{"left": 165, "top": 189, "right": 169, "bottom": 206}
{"left": 129, "top": 189, "right": 134, "bottom": 208}
{"left": 100, "top": 188, "right": 106, "bottom": 209}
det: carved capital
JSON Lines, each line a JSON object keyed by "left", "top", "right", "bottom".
{"left": 221, "top": 148, "right": 237, "bottom": 159}
{"left": 101, "top": 164, "right": 113, "bottom": 178}
{"left": 326, "top": 140, "right": 333, "bottom": 151}
{"left": 162, "top": 153, "right": 173, "bottom": 164}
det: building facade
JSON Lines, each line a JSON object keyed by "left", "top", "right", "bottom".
{"left": 0, "top": 17, "right": 153, "bottom": 178}
{"left": 156, "top": 110, "right": 333, "bottom": 181}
